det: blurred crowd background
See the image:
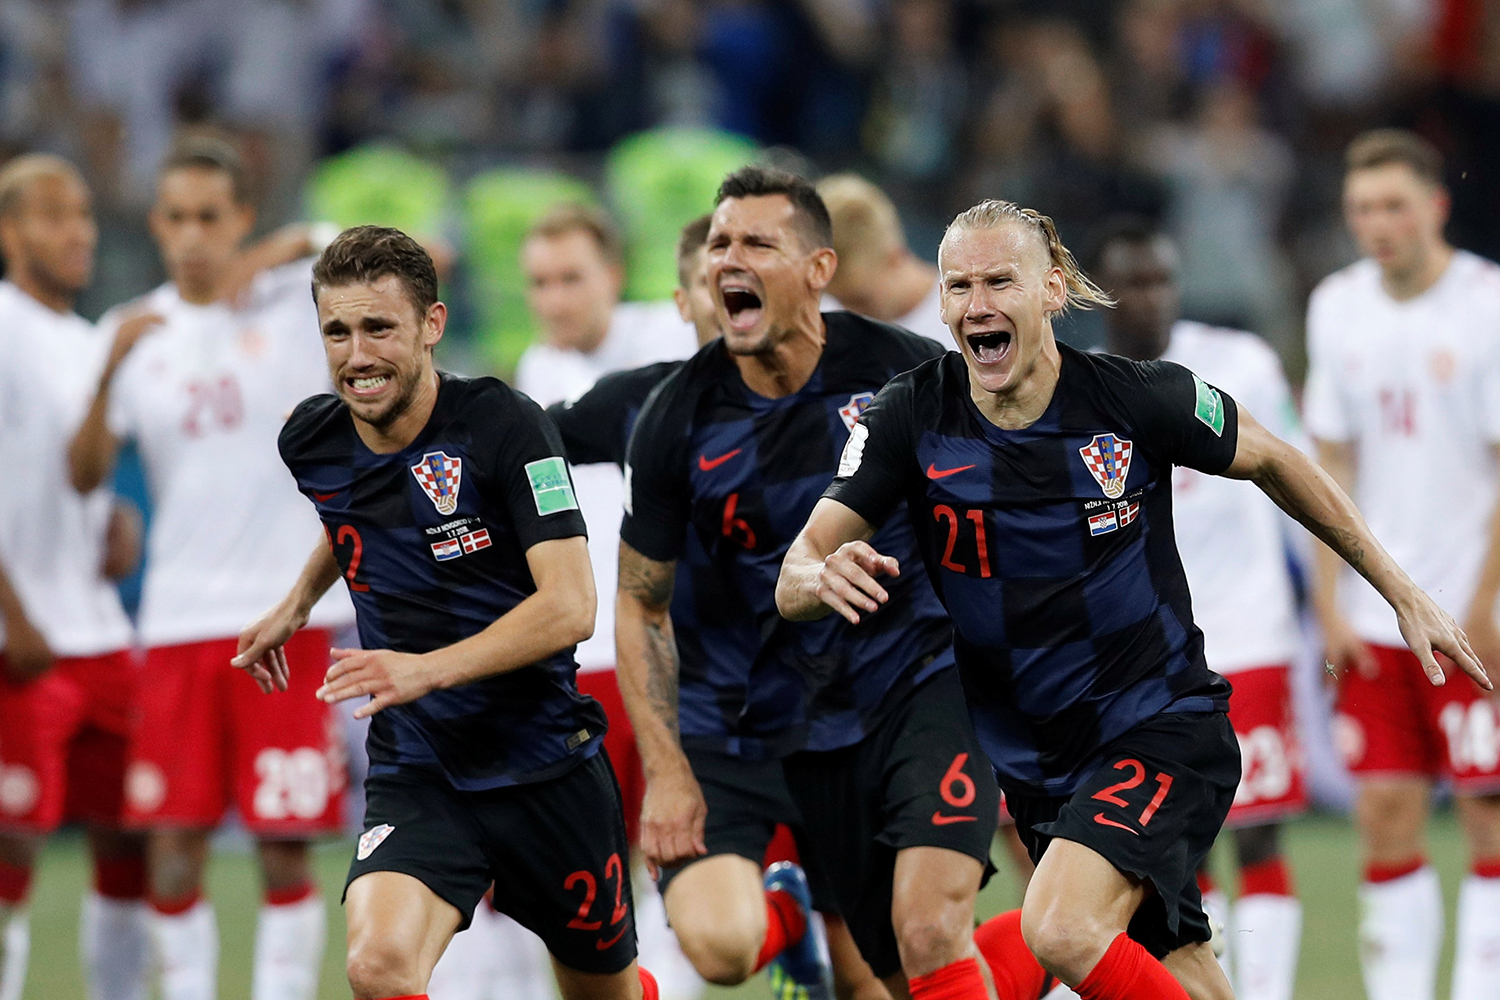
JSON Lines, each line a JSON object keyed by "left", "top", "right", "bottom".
{"left": 3, "top": 0, "right": 1498, "bottom": 381}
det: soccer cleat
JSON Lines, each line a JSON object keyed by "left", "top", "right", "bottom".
{"left": 763, "top": 862, "right": 832, "bottom": 1000}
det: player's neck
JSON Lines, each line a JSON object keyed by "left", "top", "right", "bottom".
{"left": 353, "top": 368, "right": 441, "bottom": 454}
{"left": 1381, "top": 241, "right": 1454, "bottom": 301}
{"left": 968, "top": 336, "right": 1062, "bottom": 430}
{"left": 733, "top": 313, "right": 825, "bottom": 400}
{"left": 174, "top": 277, "right": 218, "bottom": 306}
{"left": 8, "top": 265, "right": 74, "bottom": 314}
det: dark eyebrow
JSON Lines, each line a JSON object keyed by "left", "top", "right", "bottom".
{"left": 322, "top": 318, "right": 350, "bottom": 336}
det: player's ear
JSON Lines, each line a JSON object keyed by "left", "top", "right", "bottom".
{"left": 672, "top": 286, "right": 690, "bottom": 323}
{"left": 807, "top": 246, "right": 837, "bottom": 293}
{"left": 1042, "top": 265, "right": 1067, "bottom": 315}
{"left": 422, "top": 301, "right": 447, "bottom": 349}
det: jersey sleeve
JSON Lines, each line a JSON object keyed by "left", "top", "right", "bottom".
{"left": 823, "top": 374, "right": 918, "bottom": 529}
{"left": 482, "top": 392, "right": 588, "bottom": 552}
{"left": 1128, "top": 359, "right": 1240, "bottom": 475}
{"left": 547, "top": 375, "right": 632, "bottom": 468}
{"left": 1301, "top": 287, "right": 1352, "bottom": 443}
{"left": 619, "top": 381, "right": 693, "bottom": 563}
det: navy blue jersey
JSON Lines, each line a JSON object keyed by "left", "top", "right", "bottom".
{"left": 547, "top": 360, "right": 682, "bottom": 469}
{"left": 621, "top": 313, "right": 955, "bottom": 757}
{"left": 825, "top": 345, "right": 1238, "bottom": 796}
{"left": 279, "top": 374, "right": 605, "bottom": 792}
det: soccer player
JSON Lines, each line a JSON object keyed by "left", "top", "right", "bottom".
{"left": 618, "top": 166, "right": 999, "bottom": 1000}
{"left": 1305, "top": 129, "right": 1500, "bottom": 1000}
{"left": 1094, "top": 217, "right": 1308, "bottom": 1000}
{"left": 779, "top": 197, "right": 1486, "bottom": 1000}
{"left": 0, "top": 154, "right": 149, "bottom": 1000}
{"left": 68, "top": 139, "right": 352, "bottom": 1000}
{"left": 232, "top": 225, "right": 660, "bottom": 1000}
{"left": 818, "top": 174, "right": 950, "bottom": 346}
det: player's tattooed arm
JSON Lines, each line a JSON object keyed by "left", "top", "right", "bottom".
{"left": 1226, "top": 407, "right": 1490, "bottom": 691}
{"left": 233, "top": 538, "right": 343, "bottom": 693}
{"left": 778, "top": 497, "right": 892, "bottom": 624}
{"left": 616, "top": 541, "right": 707, "bottom": 872}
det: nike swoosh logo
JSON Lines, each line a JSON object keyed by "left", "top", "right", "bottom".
{"left": 595, "top": 925, "right": 628, "bottom": 950}
{"left": 1093, "top": 813, "right": 1139, "bottom": 836}
{"left": 931, "top": 811, "right": 978, "bottom": 826}
{"left": 926, "top": 463, "right": 976, "bottom": 480}
{"left": 698, "top": 449, "right": 742, "bottom": 471}
{"left": 312, "top": 490, "right": 342, "bottom": 502}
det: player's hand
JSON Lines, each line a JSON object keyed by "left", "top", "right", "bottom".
{"left": 1394, "top": 589, "right": 1491, "bottom": 690}
{"left": 1320, "top": 611, "right": 1378, "bottom": 687}
{"left": 231, "top": 603, "right": 308, "bottom": 693}
{"left": 106, "top": 311, "right": 164, "bottom": 373}
{"left": 317, "top": 648, "right": 437, "bottom": 719}
{"left": 2, "top": 615, "right": 53, "bottom": 682}
{"left": 217, "top": 224, "right": 318, "bottom": 307}
{"left": 638, "top": 762, "right": 708, "bottom": 877}
{"left": 814, "top": 540, "right": 900, "bottom": 625}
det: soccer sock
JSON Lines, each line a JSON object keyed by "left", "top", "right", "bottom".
{"left": 752, "top": 889, "right": 807, "bottom": 972}
{"left": 1233, "top": 857, "right": 1301, "bottom": 1000}
{"left": 1196, "top": 869, "right": 1232, "bottom": 974}
{"left": 149, "top": 893, "right": 219, "bottom": 1000}
{"left": 0, "top": 862, "right": 32, "bottom": 1000}
{"left": 1358, "top": 860, "right": 1441, "bottom": 1000}
{"left": 974, "top": 910, "right": 1050, "bottom": 1000}
{"left": 908, "top": 956, "right": 990, "bottom": 1000}
{"left": 1451, "top": 859, "right": 1500, "bottom": 1000}
{"left": 82, "top": 855, "right": 150, "bottom": 1000}
{"left": 252, "top": 883, "right": 325, "bottom": 1000}
{"left": 1074, "top": 933, "right": 1190, "bottom": 1000}
{"left": 639, "top": 966, "right": 660, "bottom": 1000}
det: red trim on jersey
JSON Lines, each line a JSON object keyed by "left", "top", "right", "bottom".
{"left": 1365, "top": 859, "right": 1425, "bottom": 884}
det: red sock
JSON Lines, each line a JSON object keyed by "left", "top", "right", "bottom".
{"left": 1075, "top": 933, "right": 1190, "bottom": 1000}
{"left": 908, "top": 956, "right": 990, "bottom": 999}
{"left": 1472, "top": 857, "right": 1500, "bottom": 879}
{"left": 1239, "top": 856, "right": 1294, "bottom": 897}
{"left": 1195, "top": 870, "right": 1217, "bottom": 896}
{"left": 752, "top": 889, "right": 806, "bottom": 971}
{"left": 1365, "top": 857, "right": 1424, "bottom": 884}
{"left": 638, "top": 967, "right": 659, "bottom": 1000}
{"left": 974, "top": 911, "right": 1050, "bottom": 1000}
{"left": 93, "top": 856, "right": 147, "bottom": 901}
{"left": 148, "top": 890, "right": 201, "bottom": 916}
{"left": 0, "top": 862, "right": 32, "bottom": 905}
{"left": 264, "top": 882, "right": 315, "bottom": 907}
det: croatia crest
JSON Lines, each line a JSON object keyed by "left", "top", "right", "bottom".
{"left": 838, "top": 392, "right": 875, "bottom": 431}
{"left": 1078, "top": 433, "right": 1133, "bottom": 500}
{"left": 356, "top": 824, "right": 394, "bottom": 861}
{"left": 411, "top": 451, "right": 463, "bottom": 515}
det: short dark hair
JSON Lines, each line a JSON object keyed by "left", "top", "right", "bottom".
{"left": 159, "top": 136, "right": 250, "bottom": 205}
{"left": 675, "top": 214, "right": 712, "bottom": 287}
{"left": 714, "top": 166, "right": 833, "bottom": 250}
{"left": 525, "top": 202, "right": 623, "bottom": 266}
{"left": 312, "top": 226, "right": 438, "bottom": 316}
{"left": 1346, "top": 129, "right": 1444, "bottom": 185}
{"left": 1085, "top": 215, "right": 1169, "bottom": 273}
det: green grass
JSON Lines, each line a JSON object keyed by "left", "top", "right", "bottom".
{"left": 17, "top": 812, "right": 1473, "bottom": 998}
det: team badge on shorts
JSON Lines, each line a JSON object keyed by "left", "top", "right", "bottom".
{"left": 838, "top": 392, "right": 875, "bottom": 431}
{"left": 357, "top": 823, "right": 395, "bottom": 860}
{"left": 411, "top": 451, "right": 463, "bottom": 515}
{"left": 1079, "top": 433, "right": 1133, "bottom": 499}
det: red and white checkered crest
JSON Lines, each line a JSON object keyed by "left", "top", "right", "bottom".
{"left": 1078, "top": 433, "right": 1133, "bottom": 499}
{"left": 411, "top": 451, "right": 463, "bottom": 515}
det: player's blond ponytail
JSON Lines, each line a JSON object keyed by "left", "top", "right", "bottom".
{"left": 939, "top": 200, "right": 1116, "bottom": 315}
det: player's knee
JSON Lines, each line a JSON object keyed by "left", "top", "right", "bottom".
{"left": 674, "top": 917, "right": 763, "bottom": 984}
{"left": 1019, "top": 901, "right": 1111, "bottom": 983}
{"left": 345, "top": 934, "right": 421, "bottom": 999}
{"left": 892, "top": 897, "right": 971, "bottom": 977}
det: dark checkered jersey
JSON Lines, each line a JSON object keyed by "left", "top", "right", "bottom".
{"left": 278, "top": 373, "right": 606, "bottom": 791}
{"left": 824, "top": 344, "right": 1238, "bottom": 796}
{"left": 620, "top": 312, "right": 955, "bottom": 758}
{"left": 547, "top": 360, "right": 682, "bottom": 469}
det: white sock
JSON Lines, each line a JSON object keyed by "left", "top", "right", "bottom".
{"left": 1232, "top": 893, "right": 1301, "bottom": 1000}
{"left": 1359, "top": 865, "right": 1442, "bottom": 1000}
{"left": 1202, "top": 886, "right": 1233, "bottom": 979}
{"left": 252, "top": 892, "right": 325, "bottom": 1000}
{"left": 80, "top": 892, "right": 150, "bottom": 1000}
{"left": 150, "top": 900, "right": 219, "bottom": 1000}
{"left": 1452, "top": 873, "right": 1500, "bottom": 1000}
{"left": 0, "top": 906, "right": 29, "bottom": 1000}
{"left": 632, "top": 867, "right": 703, "bottom": 1000}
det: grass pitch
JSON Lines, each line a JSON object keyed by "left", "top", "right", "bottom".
{"left": 18, "top": 811, "right": 1471, "bottom": 998}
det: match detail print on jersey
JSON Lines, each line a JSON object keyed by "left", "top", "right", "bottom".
{"left": 412, "top": 450, "right": 464, "bottom": 515}
{"left": 526, "top": 456, "right": 580, "bottom": 515}
{"left": 1079, "top": 433, "right": 1134, "bottom": 499}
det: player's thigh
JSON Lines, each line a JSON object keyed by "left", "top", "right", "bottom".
{"left": 345, "top": 870, "right": 462, "bottom": 993}
{"left": 1023, "top": 837, "right": 1145, "bottom": 949}
{"left": 662, "top": 853, "right": 766, "bottom": 945}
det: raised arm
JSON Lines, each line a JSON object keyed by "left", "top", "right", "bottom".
{"left": 615, "top": 540, "right": 704, "bottom": 873}
{"left": 312, "top": 536, "right": 596, "bottom": 719}
{"left": 776, "top": 497, "right": 893, "bottom": 623}
{"left": 69, "top": 312, "right": 162, "bottom": 493}
{"left": 1224, "top": 408, "right": 1488, "bottom": 689}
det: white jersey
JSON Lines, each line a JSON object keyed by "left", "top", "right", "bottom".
{"left": 1304, "top": 251, "right": 1500, "bottom": 645}
{"left": 104, "top": 260, "right": 353, "bottom": 647}
{"left": 892, "top": 277, "right": 953, "bottom": 347}
{"left": 0, "top": 283, "right": 134, "bottom": 657}
{"left": 1163, "top": 321, "right": 1305, "bottom": 673}
{"left": 515, "top": 300, "right": 697, "bottom": 672}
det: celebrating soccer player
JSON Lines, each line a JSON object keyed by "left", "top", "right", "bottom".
{"left": 618, "top": 167, "right": 998, "bottom": 1000}
{"left": 0, "top": 154, "right": 150, "bottom": 1000}
{"left": 778, "top": 198, "right": 1485, "bottom": 1000}
{"left": 1305, "top": 129, "right": 1500, "bottom": 1000}
{"left": 68, "top": 138, "right": 352, "bottom": 1000}
{"left": 233, "top": 226, "right": 662, "bottom": 1000}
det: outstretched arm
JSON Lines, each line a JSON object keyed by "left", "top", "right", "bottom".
{"left": 1224, "top": 408, "right": 1489, "bottom": 689}
{"left": 776, "top": 497, "right": 894, "bottom": 624}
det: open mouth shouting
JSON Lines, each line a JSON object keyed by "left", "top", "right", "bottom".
{"left": 966, "top": 330, "right": 1012, "bottom": 366}
{"left": 719, "top": 280, "right": 764, "bottom": 333}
